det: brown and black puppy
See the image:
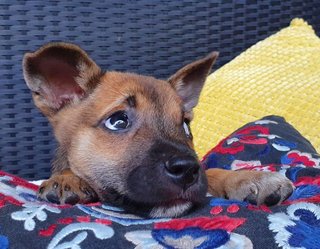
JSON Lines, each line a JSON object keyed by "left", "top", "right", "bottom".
{"left": 23, "top": 43, "right": 293, "bottom": 218}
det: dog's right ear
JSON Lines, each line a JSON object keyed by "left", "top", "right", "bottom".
{"left": 168, "top": 52, "right": 218, "bottom": 113}
{"left": 23, "top": 42, "right": 101, "bottom": 116}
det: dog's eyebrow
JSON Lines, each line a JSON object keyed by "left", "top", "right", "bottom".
{"left": 94, "top": 96, "right": 129, "bottom": 127}
{"left": 126, "top": 95, "right": 136, "bottom": 108}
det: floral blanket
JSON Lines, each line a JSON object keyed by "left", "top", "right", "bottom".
{"left": 1, "top": 115, "right": 320, "bottom": 249}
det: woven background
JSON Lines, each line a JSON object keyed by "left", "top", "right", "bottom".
{"left": 1, "top": 0, "right": 320, "bottom": 180}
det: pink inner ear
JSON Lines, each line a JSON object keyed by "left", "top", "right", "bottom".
{"left": 37, "top": 58, "right": 85, "bottom": 109}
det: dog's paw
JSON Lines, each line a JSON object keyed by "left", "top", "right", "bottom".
{"left": 38, "top": 173, "right": 98, "bottom": 205}
{"left": 224, "top": 171, "right": 294, "bottom": 206}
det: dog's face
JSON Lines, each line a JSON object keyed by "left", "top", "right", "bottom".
{"left": 23, "top": 43, "right": 218, "bottom": 217}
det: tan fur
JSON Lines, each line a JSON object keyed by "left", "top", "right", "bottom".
{"left": 206, "top": 169, "right": 294, "bottom": 205}
{"left": 39, "top": 169, "right": 98, "bottom": 205}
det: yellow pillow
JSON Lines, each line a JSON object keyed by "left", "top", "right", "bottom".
{"left": 192, "top": 19, "right": 320, "bottom": 158}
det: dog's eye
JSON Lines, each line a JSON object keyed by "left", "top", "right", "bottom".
{"left": 183, "top": 120, "right": 192, "bottom": 138}
{"left": 104, "top": 111, "right": 130, "bottom": 131}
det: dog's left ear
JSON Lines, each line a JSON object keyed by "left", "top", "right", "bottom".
{"left": 168, "top": 52, "right": 218, "bottom": 112}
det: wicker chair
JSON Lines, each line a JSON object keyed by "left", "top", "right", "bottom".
{"left": 1, "top": 0, "right": 319, "bottom": 180}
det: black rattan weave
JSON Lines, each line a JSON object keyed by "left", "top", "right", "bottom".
{"left": 1, "top": 0, "right": 319, "bottom": 180}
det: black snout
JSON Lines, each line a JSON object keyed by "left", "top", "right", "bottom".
{"left": 165, "top": 156, "right": 200, "bottom": 189}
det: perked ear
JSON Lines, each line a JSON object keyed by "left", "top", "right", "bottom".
{"left": 23, "top": 42, "right": 101, "bottom": 116}
{"left": 168, "top": 52, "right": 218, "bottom": 112}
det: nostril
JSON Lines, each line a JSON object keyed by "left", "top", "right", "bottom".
{"left": 166, "top": 165, "right": 184, "bottom": 176}
{"left": 191, "top": 167, "right": 199, "bottom": 177}
{"left": 185, "top": 166, "right": 199, "bottom": 182}
{"left": 165, "top": 162, "right": 185, "bottom": 177}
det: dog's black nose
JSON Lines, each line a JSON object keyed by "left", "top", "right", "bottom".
{"left": 165, "top": 156, "right": 200, "bottom": 189}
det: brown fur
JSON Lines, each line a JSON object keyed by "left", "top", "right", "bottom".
{"left": 206, "top": 169, "right": 293, "bottom": 205}
{"left": 23, "top": 42, "right": 293, "bottom": 217}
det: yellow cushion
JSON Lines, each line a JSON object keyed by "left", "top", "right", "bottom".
{"left": 192, "top": 19, "right": 320, "bottom": 158}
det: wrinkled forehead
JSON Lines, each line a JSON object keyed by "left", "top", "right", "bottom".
{"left": 90, "top": 71, "right": 183, "bottom": 118}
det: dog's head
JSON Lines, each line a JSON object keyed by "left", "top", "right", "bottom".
{"left": 23, "top": 43, "right": 218, "bottom": 217}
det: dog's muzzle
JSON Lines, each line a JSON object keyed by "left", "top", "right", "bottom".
{"left": 108, "top": 141, "right": 208, "bottom": 217}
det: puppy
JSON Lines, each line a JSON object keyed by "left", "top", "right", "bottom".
{"left": 23, "top": 43, "right": 293, "bottom": 217}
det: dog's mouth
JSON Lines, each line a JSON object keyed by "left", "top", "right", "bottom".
{"left": 93, "top": 160, "right": 208, "bottom": 218}
{"left": 99, "top": 187, "right": 204, "bottom": 218}
{"left": 88, "top": 150, "right": 208, "bottom": 218}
